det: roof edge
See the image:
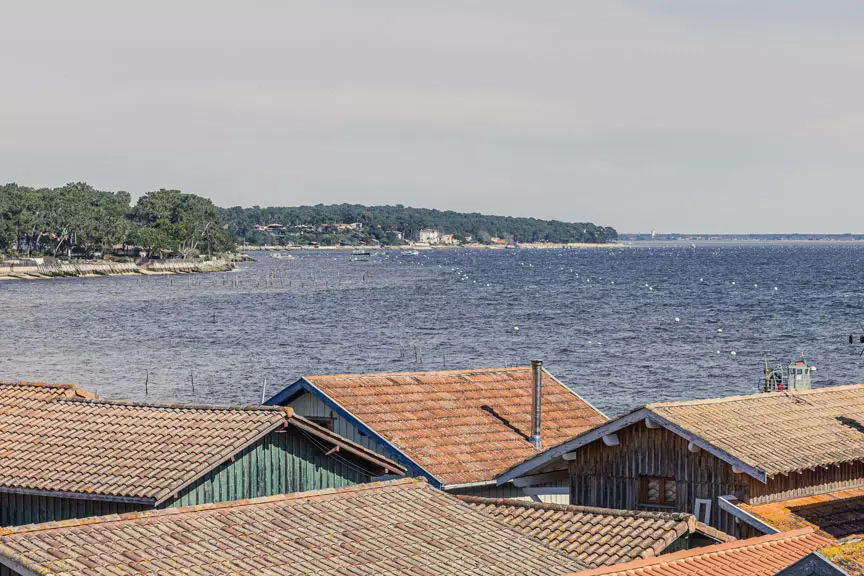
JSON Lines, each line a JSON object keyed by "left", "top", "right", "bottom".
{"left": 61, "top": 396, "right": 297, "bottom": 414}
{"left": 288, "top": 415, "right": 407, "bottom": 475}
{"left": 303, "top": 366, "right": 534, "bottom": 381}
{"left": 0, "top": 478, "right": 426, "bottom": 537}
{"left": 0, "top": 486, "right": 154, "bottom": 506}
{"left": 647, "top": 384, "right": 864, "bottom": 410}
{"left": 566, "top": 527, "right": 823, "bottom": 576}
{"left": 457, "top": 495, "right": 695, "bottom": 524}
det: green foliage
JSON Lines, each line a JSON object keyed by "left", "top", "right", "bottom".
{"left": 222, "top": 203, "right": 618, "bottom": 246}
{"left": 0, "top": 183, "right": 235, "bottom": 258}
{"left": 0, "top": 183, "right": 616, "bottom": 257}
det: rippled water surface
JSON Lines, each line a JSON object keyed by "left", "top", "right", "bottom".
{"left": 2, "top": 245, "right": 863, "bottom": 416}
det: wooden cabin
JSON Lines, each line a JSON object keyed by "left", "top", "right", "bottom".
{"left": 498, "top": 384, "right": 864, "bottom": 540}
{"left": 265, "top": 363, "right": 607, "bottom": 501}
{"left": 0, "top": 381, "right": 403, "bottom": 527}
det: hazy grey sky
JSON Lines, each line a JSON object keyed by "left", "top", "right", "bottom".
{"left": 2, "top": 1, "right": 863, "bottom": 233}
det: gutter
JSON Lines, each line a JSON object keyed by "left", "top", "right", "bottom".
{"left": 718, "top": 495, "right": 779, "bottom": 535}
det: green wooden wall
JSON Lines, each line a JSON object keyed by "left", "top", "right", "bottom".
{"left": 163, "top": 426, "right": 372, "bottom": 507}
{"left": 0, "top": 426, "right": 375, "bottom": 530}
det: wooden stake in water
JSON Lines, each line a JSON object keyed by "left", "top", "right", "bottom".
{"left": 190, "top": 370, "right": 195, "bottom": 394}
{"left": 145, "top": 370, "right": 149, "bottom": 396}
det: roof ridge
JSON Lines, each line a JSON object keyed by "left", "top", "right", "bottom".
{"left": 59, "top": 396, "right": 296, "bottom": 415}
{"left": 0, "top": 380, "right": 80, "bottom": 390}
{"left": 457, "top": 495, "right": 693, "bottom": 522}
{"left": 566, "top": 528, "right": 826, "bottom": 575}
{"left": 0, "top": 478, "right": 426, "bottom": 536}
{"left": 307, "top": 366, "right": 531, "bottom": 380}
{"left": 647, "top": 384, "right": 864, "bottom": 409}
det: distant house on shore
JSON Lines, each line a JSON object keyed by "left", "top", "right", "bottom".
{"left": 418, "top": 228, "right": 440, "bottom": 243}
{"left": 498, "top": 384, "right": 864, "bottom": 546}
{"left": 0, "top": 380, "right": 403, "bottom": 527}
{"left": 265, "top": 363, "right": 607, "bottom": 501}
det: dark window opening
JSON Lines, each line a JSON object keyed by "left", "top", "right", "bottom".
{"left": 306, "top": 417, "right": 333, "bottom": 431}
{"left": 639, "top": 475, "right": 676, "bottom": 507}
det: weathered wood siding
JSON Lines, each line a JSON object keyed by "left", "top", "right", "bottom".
{"left": 747, "top": 461, "right": 864, "bottom": 505}
{"left": 567, "top": 422, "right": 749, "bottom": 536}
{"left": 0, "top": 492, "right": 141, "bottom": 529}
{"left": 163, "top": 426, "right": 370, "bottom": 507}
{"left": 0, "top": 426, "right": 376, "bottom": 531}
{"left": 290, "top": 393, "right": 392, "bottom": 456}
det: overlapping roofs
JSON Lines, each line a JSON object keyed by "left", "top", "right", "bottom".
{"left": 738, "top": 487, "right": 864, "bottom": 540}
{"left": 458, "top": 496, "right": 695, "bottom": 568}
{"left": 572, "top": 528, "right": 831, "bottom": 576}
{"left": 0, "top": 381, "right": 402, "bottom": 504}
{"left": 294, "top": 366, "right": 607, "bottom": 486}
{"left": 0, "top": 478, "right": 587, "bottom": 576}
{"left": 500, "top": 384, "right": 864, "bottom": 485}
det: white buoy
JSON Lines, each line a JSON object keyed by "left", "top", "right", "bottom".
{"left": 754, "top": 284, "right": 758, "bottom": 288}
{"left": 717, "top": 328, "right": 723, "bottom": 333}
{"left": 611, "top": 281, "right": 615, "bottom": 285}
{"left": 675, "top": 317, "right": 680, "bottom": 322}
{"left": 774, "top": 287, "right": 778, "bottom": 291}
{"left": 700, "top": 278, "right": 704, "bottom": 282}
{"left": 649, "top": 287, "right": 653, "bottom": 291}
{"left": 732, "top": 281, "right": 736, "bottom": 285}
{"left": 716, "top": 350, "right": 721, "bottom": 354}
{"left": 513, "top": 326, "right": 519, "bottom": 332}
{"left": 731, "top": 351, "right": 737, "bottom": 356}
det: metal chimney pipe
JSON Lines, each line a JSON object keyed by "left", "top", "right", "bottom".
{"left": 529, "top": 360, "right": 543, "bottom": 449}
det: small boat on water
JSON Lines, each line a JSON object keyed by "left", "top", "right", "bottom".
{"left": 271, "top": 252, "right": 295, "bottom": 260}
{"left": 401, "top": 250, "right": 420, "bottom": 256}
{"left": 351, "top": 250, "right": 372, "bottom": 256}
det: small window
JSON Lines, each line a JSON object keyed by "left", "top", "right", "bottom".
{"left": 306, "top": 417, "right": 333, "bottom": 431}
{"left": 639, "top": 476, "right": 677, "bottom": 507}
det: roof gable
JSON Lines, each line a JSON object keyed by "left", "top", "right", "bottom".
{"left": 0, "top": 478, "right": 587, "bottom": 576}
{"left": 500, "top": 385, "right": 864, "bottom": 485}
{"left": 459, "top": 496, "right": 695, "bottom": 568}
{"left": 280, "top": 367, "right": 607, "bottom": 486}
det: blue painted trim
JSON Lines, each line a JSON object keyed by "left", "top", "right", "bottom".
{"left": 265, "top": 378, "right": 443, "bottom": 489}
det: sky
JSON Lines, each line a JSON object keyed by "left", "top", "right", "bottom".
{"left": 1, "top": 1, "right": 863, "bottom": 234}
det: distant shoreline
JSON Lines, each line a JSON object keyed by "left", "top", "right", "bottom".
{"left": 0, "top": 259, "right": 234, "bottom": 281}
{"left": 241, "top": 242, "right": 628, "bottom": 251}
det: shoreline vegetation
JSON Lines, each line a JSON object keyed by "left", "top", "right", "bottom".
{"left": 1, "top": 181, "right": 619, "bottom": 283}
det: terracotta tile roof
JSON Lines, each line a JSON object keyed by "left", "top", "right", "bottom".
{"left": 458, "top": 496, "right": 695, "bottom": 568}
{"left": 0, "top": 380, "right": 96, "bottom": 402}
{"left": 645, "top": 384, "right": 864, "bottom": 477}
{"left": 0, "top": 392, "right": 289, "bottom": 503}
{"left": 739, "top": 487, "right": 864, "bottom": 540}
{"left": 570, "top": 528, "right": 831, "bottom": 576}
{"left": 819, "top": 540, "right": 864, "bottom": 575}
{"left": 0, "top": 478, "right": 587, "bottom": 575}
{"left": 303, "top": 366, "right": 607, "bottom": 486}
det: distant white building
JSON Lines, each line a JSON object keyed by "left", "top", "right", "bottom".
{"left": 418, "top": 229, "right": 440, "bottom": 244}
{"left": 439, "top": 234, "right": 456, "bottom": 245}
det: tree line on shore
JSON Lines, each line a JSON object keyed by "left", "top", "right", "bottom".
{"left": 0, "top": 183, "right": 235, "bottom": 259}
{"left": 0, "top": 182, "right": 618, "bottom": 259}
{"left": 223, "top": 204, "right": 618, "bottom": 246}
